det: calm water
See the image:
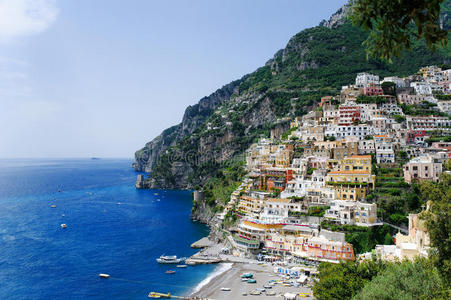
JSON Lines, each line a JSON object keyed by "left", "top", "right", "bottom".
{"left": 0, "top": 158, "right": 216, "bottom": 299}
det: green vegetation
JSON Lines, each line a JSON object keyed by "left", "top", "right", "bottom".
{"left": 420, "top": 174, "right": 451, "bottom": 283}
{"left": 200, "top": 158, "right": 246, "bottom": 207}
{"left": 400, "top": 103, "right": 448, "bottom": 116}
{"left": 435, "top": 94, "right": 451, "bottom": 100}
{"left": 354, "top": 258, "right": 448, "bottom": 299}
{"left": 308, "top": 206, "right": 329, "bottom": 217}
{"left": 281, "top": 127, "right": 297, "bottom": 140}
{"left": 314, "top": 258, "right": 448, "bottom": 300}
{"left": 314, "top": 259, "right": 387, "bottom": 299}
{"left": 306, "top": 167, "right": 317, "bottom": 175}
{"left": 393, "top": 114, "right": 406, "bottom": 123}
{"left": 368, "top": 165, "right": 424, "bottom": 226}
{"left": 321, "top": 222, "right": 394, "bottom": 254}
{"left": 351, "top": 0, "right": 449, "bottom": 61}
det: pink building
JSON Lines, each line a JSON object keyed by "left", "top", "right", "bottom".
{"left": 403, "top": 155, "right": 443, "bottom": 183}
{"left": 363, "top": 84, "right": 383, "bottom": 96}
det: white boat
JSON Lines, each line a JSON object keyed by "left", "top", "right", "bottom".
{"left": 220, "top": 287, "right": 231, "bottom": 291}
{"left": 176, "top": 265, "right": 187, "bottom": 268}
{"left": 99, "top": 273, "right": 110, "bottom": 278}
{"left": 61, "top": 224, "right": 67, "bottom": 229}
{"left": 156, "top": 255, "right": 185, "bottom": 264}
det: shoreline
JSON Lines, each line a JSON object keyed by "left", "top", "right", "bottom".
{"left": 189, "top": 262, "right": 233, "bottom": 295}
{"left": 190, "top": 262, "right": 314, "bottom": 300}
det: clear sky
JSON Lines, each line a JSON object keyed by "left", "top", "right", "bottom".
{"left": 0, "top": 0, "right": 346, "bottom": 158}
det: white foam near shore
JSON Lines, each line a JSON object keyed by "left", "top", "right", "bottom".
{"left": 190, "top": 263, "right": 233, "bottom": 295}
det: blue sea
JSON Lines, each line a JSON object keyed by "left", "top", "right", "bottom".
{"left": 0, "top": 158, "right": 218, "bottom": 300}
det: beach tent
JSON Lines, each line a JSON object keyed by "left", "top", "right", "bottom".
{"left": 284, "top": 292, "right": 297, "bottom": 300}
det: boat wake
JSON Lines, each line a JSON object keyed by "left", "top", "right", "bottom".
{"left": 189, "top": 263, "right": 232, "bottom": 295}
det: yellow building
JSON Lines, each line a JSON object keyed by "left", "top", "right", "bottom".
{"left": 326, "top": 170, "right": 376, "bottom": 189}
{"left": 338, "top": 155, "right": 372, "bottom": 172}
{"left": 334, "top": 185, "right": 367, "bottom": 201}
{"left": 237, "top": 196, "right": 265, "bottom": 215}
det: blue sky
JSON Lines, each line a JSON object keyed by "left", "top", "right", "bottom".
{"left": 0, "top": 0, "right": 346, "bottom": 158}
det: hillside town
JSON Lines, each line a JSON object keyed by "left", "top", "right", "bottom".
{"left": 215, "top": 66, "right": 450, "bottom": 265}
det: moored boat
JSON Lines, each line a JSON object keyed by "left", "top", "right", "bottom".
{"left": 148, "top": 292, "right": 171, "bottom": 298}
{"left": 156, "top": 255, "right": 185, "bottom": 264}
{"left": 220, "top": 287, "right": 231, "bottom": 291}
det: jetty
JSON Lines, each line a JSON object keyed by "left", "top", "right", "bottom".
{"left": 190, "top": 237, "right": 213, "bottom": 249}
{"left": 185, "top": 241, "right": 224, "bottom": 265}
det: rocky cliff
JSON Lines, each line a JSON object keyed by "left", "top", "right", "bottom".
{"left": 134, "top": 3, "right": 451, "bottom": 192}
{"left": 133, "top": 79, "right": 242, "bottom": 173}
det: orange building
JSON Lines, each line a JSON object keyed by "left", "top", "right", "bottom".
{"left": 307, "top": 236, "right": 355, "bottom": 261}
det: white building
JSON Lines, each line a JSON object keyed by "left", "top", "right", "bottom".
{"left": 382, "top": 76, "right": 408, "bottom": 88}
{"left": 325, "top": 200, "right": 379, "bottom": 226}
{"left": 376, "top": 142, "right": 395, "bottom": 163}
{"left": 356, "top": 72, "right": 380, "bottom": 88}
{"left": 327, "top": 124, "right": 374, "bottom": 140}
{"left": 380, "top": 103, "right": 404, "bottom": 115}
{"left": 437, "top": 100, "right": 451, "bottom": 114}
{"left": 411, "top": 82, "right": 432, "bottom": 95}
{"left": 358, "top": 139, "right": 375, "bottom": 154}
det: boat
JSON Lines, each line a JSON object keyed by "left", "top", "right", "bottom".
{"left": 148, "top": 292, "right": 171, "bottom": 298}
{"left": 242, "top": 292, "right": 248, "bottom": 296}
{"left": 165, "top": 270, "right": 175, "bottom": 274}
{"left": 61, "top": 224, "right": 67, "bottom": 229}
{"left": 220, "top": 287, "right": 231, "bottom": 291}
{"left": 156, "top": 255, "right": 185, "bottom": 264}
{"left": 117, "top": 202, "right": 121, "bottom": 205}
{"left": 241, "top": 278, "right": 248, "bottom": 282}
{"left": 249, "top": 290, "right": 261, "bottom": 295}
{"left": 98, "top": 273, "right": 110, "bottom": 279}
{"left": 241, "top": 273, "right": 253, "bottom": 278}
{"left": 176, "top": 265, "right": 187, "bottom": 268}
{"left": 266, "top": 291, "right": 276, "bottom": 296}
{"left": 247, "top": 279, "right": 257, "bottom": 284}
{"left": 263, "top": 284, "right": 272, "bottom": 289}
{"left": 50, "top": 205, "right": 56, "bottom": 208}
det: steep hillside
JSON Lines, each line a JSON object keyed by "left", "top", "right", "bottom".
{"left": 134, "top": 3, "right": 451, "bottom": 191}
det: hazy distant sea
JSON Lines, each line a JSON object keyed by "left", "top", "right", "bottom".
{"left": 0, "top": 158, "right": 218, "bottom": 299}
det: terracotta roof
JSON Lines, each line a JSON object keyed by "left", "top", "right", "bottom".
{"left": 350, "top": 155, "right": 372, "bottom": 159}
{"left": 267, "top": 198, "right": 292, "bottom": 203}
{"left": 328, "top": 170, "right": 372, "bottom": 175}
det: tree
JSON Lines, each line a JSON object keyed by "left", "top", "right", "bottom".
{"left": 353, "top": 258, "right": 447, "bottom": 299}
{"left": 351, "top": 0, "right": 449, "bottom": 61}
{"left": 420, "top": 173, "right": 451, "bottom": 284}
{"left": 381, "top": 81, "right": 396, "bottom": 95}
{"left": 314, "top": 259, "right": 386, "bottom": 300}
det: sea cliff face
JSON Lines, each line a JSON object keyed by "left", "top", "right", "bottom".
{"left": 133, "top": 79, "right": 242, "bottom": 173}
{"left": 133, "top": 3, "right": 451, "bottom": 195}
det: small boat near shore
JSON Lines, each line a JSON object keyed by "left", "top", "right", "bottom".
{"left": 148, "top": 292, "right": 171, "bottom": 298}
{"left": 98, "top": 273, "right": 110, "bottom": 279}
{"left": 156, "top": 255, "right": 185, "bottom": 264}
{"left": 220, "top": 287, "right": 231, "bottom": 291}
